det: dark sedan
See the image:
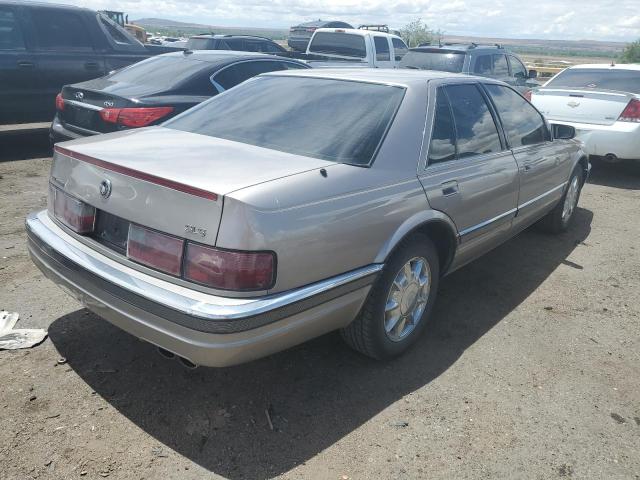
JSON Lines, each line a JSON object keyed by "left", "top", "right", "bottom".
{"left": 50, "top": 51, "right": 309, "bottom": 143}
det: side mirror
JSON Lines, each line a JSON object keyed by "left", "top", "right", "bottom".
{"left": 552, "top": 124, "right": 576, "bottom": 140}
{"left": 528, "top": 69, "right": 538, "bottom": 79}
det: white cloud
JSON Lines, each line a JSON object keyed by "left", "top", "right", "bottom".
{"left": 37, "top": 0, "right": 639, "bottom": 41}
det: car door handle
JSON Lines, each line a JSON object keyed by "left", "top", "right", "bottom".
{"left": 17, "top": 60, "right": 35, "bottom": 69}
{"left": 441, "top": 180, "right": 459, "bottom": 196}
{"left": 84, "top": 62, "right": 100, "bottom": 71}
{"left": 523, "top": 164, "right": 533, "bottom": 172}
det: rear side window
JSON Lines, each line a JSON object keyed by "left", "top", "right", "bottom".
{"left": 30, "top": 9, "right": 93, "bottom": 50}
{"left": 165, "top": 76, "right": 405, "bottom": 165}
{"left": 545, "top": 68, "right": 640, "bottom": 94}
{"left": 308, "top": 32, "right": 366, "bottom": 58}
{"left": 392, "top": 38, "right": 409, "bottom": 60}
{"left": 445, "top": 84, "right": 502, "bottom": 158}
{"left": 374, "top": 36, "right": 390, "bottom": 61}
{"left": 222, "top": 38, "right": 244, "bottom": 50}
{"left": 0, "top": 8, "right": 24, "bottom": 50}
{"left": 473, "top": 55, "right": 493, "bottom": 75}
{"left": 485, "top": 84, "right": 550, "bottom": 147}
{"left": 428, "top": 89, "right": 456, "bottom": 164}
{"left": 493, "top": 54, "right": 509, "bottom": 77}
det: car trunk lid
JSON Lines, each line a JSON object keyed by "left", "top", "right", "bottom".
{"left": 532, "top": 88, "right": 636, "bottom": 126}
{"left": 50, "top": 127, "right": 334, "bottom": 247}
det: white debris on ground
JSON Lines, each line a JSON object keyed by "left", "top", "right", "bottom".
{"left": 0, "top": 311, "right": 47, "bottom": 350}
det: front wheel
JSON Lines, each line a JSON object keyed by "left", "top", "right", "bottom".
{"left": 538, "top": 166, "right": 584, "bottom": 233}
{"left": 340, "top": 234, "right": 440, "bottom": 360}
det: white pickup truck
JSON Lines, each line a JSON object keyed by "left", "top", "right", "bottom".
{"left": 301, "top": 28, "right": 409, "bottom": 68}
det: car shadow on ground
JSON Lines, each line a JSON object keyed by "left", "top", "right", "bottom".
{"left": 587, "top": 159, "right": 640, "bottom": 190}
{"left": 0, "top": 131, "right": 52, "bottom": 162}
{"left": 48, "top": 208, "right": 592, "bottom": 479}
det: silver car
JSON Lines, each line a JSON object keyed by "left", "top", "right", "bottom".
{"left": 26, "top": 69, "right": 589, "bottom": 368}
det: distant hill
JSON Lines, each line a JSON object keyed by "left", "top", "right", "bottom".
{"left": 132, "top": 18, "right": 289, "bottom": 40}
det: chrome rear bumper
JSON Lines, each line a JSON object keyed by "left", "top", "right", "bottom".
{"left": 26, "top": 210, "right": 379, "bottom": 367}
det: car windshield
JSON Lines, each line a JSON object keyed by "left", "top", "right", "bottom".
{"left": 186, "top": 38, "right": 211, "bottom": 50}
{"left": 108, "top": 56, "right": 205, "bottom": 87}
{"left": 164, "top": 76, "right": 405, "bottom": 165}
{"left": 545, "top": 68, "right": 640, "bottom": 94}
{"left": 308, "top": 32, "right": 367, "bottom": 58}
{"left": 400, "top": 50, "right": 465, "bottom": 73}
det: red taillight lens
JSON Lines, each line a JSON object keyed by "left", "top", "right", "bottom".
{"left": 184, "top": 243, "right": 275, "bottom": 291}
{"left": 618, "top": 98, "right": 640, "bottom": 123}
{"left": 523, "top": 90, "right": 533, "bottom": 102}
{"left": 127, "top": 224, "right": 184, "bottom": 276}
{"left": 55, "top": 93, "right": 65, "bottom": 111}
{"left": 51, "top": 185, "right": 96, "bottom": 233}
{"left": 99, "top": 107, "right": 174, "bottom": 127}
{"left": 99, "top": 107, "right": 120, "bottom": 123}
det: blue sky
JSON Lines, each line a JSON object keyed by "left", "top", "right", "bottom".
{"left": 39, "top": 0, "right": 639, "bottom": 41}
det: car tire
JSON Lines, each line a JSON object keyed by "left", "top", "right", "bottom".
{"left": 340, "top": 234, "right": 440, "bottom": 360}
{"left": 538, "top": 165, "right": 584, "bottom": 233}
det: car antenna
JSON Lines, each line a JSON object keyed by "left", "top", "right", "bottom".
{"left": 610, "top": 58, "right": 616, "bottom": 67}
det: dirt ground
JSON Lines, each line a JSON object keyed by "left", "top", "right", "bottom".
{"left": 0, "top": 132, "right": 639, "bottom": 480}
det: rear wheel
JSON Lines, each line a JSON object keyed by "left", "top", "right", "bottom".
{"left": 340, "top": 234, "right": 440, "bottom": 360}
{"left": 538, "top": 166, "right": 583, "bottom": 233}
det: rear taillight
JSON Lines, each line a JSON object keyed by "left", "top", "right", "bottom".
{"left": 50, "top": 184, "right": 95, "bottom": 234}
{"left": 523, "top": 90, "right": 533, "bottom": 102}
{"left": 127, "top": 224, "right": 184, "bottom": 276}
{"left": 618, "top": 98, "right": 640, "bottom": 123}
{"left": 55, "top": 93, "right": 65, "bottom": 111}
{"left": 184, "top": 243, "right": 275, "bottom": 291}
{"left": 99, "top": 106, "right": 174, "bottom": 128}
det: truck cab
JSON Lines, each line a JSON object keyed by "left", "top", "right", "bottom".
{"left": 305, "top": 28, "right": 409, "bottom": 68}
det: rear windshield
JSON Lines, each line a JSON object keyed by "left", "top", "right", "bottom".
{"left": 164, "top": 76, "right": 405, "bottom": 165}
{"left": 400, "top": 50, "right": 465, "bottom": 73}
{"left": 108, "top": 56, "right": 206, "bottom": 88}
{"left": 308, "top": 32, "right": 366, "bottom": 58}
{"left": 186, "top": 38, "right": 212, "bottom": 50}
{"left": 546, "top": 68, "right": 640, "bottom": 94}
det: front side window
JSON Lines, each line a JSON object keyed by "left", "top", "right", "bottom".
{"left": 0, "top": 8, "right": 24, "bottom": 50}
{"left": 374, "top": 36, "right": 390, "bottom": 61}
{"left": 308, "top": 32, "right": 367, "bottom": 58}
{"left": 485, "top": 84, "right": 550, "bottom": 147}
{"left": 428, "top": 89, "right": 456, "bottom": 164}
{"left": 165, "top": 76, "right": 405, "bottom": 165}
{"left": 99, "top": 15, "right": 140, "bottom": 47}
{"left": 509, "top": 56, "right": 527, "bottom": 78}
{"left": 392, "top": 38, "right": 409, "bottom": 61}
{"left": 445, "top": 84, "right": 502, "bottom": 158}
{"left": 30, "top": 9, "right": 93, "bottom": 50}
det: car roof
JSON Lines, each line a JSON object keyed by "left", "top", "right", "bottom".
{"left": 411, "top": 44, "right": 507, "bottom": 53}
{"left": 157, "top": 50, "right": 305, "bottom": 66}
{"left": 313, "top": 27, "right": 402, "bottom": 40}
{"left": 189, "top": 34, "right": 276, "bottom": 41}
{"left": 567, "top": 63, "right": 640, "bottom": 71}
{"left": 295, "top": 20, "right": 350, "bottom": 27}
{"left": 262, "top": 68, "right": 487, "bottom": 87}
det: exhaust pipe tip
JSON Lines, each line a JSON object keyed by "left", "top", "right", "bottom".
{"left": 178, "top": 356, "right": 198, "bottom": 369}
{"left": 157, "top": 347, "right": 175, "bottom": 359}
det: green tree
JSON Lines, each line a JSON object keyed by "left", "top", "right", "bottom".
{"left": 399, "top": 18, "right": 438, "bottom": 48}
{"left": 620, "top": 39, "right": 640, "bottom": 63}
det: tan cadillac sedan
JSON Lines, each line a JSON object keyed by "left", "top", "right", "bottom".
{"left": 26, "top": 69, "right": 589, "bottom": 368}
